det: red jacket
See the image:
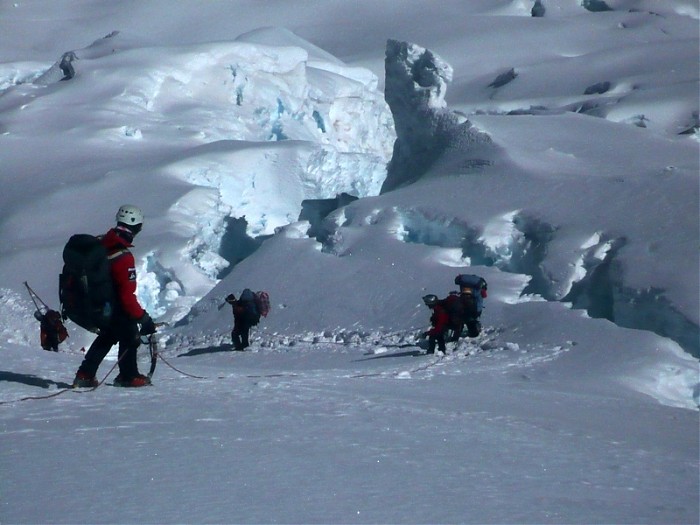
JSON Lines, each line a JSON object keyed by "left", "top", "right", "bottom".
{"left": 101, "top": 228, "right": 145, "bottom": 320}
{"left": 428, "top": 303, "right": 449, "bottom": 336}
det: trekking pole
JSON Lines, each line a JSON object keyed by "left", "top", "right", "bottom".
{"left": 23, "top": 281, "right": 49, "bottom": 319}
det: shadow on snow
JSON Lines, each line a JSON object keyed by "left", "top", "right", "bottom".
{"left": 0, "top": 370, "right": 72, "bottom": 389}
{"left": 177, "top": 345, "right": 233, "bottom": 358}
{"left": 356, "top": 347, "right": 424, "bottom": 361}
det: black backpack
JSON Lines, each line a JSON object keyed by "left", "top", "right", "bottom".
{"left": 454, "top": 274, "right": 487, "bottom": 316}
{"left": 59, "top": 234, "right": 116, "bottom": 333}
{"left": 239, "top": 288, "right": 261, "bottom": 326}
{"left": 441, "top": 293, "right": 465, "bottom": 327}
{"left": 458, "top": 289, "right": 479, "bottom": 321}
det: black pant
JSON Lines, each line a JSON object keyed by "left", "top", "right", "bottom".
{"left": 78, "top": 311, "right": 141, "bottom": 379}
{"left": 446, "top": 323, "right": 463, "bottom": 342}
{"left": 41, "top": 323, "right": 60, "bottom": 351}
{"left": 232, "top": 322, "right": 251, "bottom": 350}
{"left": 466, "top": 320, "right": 481, "bottom": 338}
{"left": 427, "top": 333, "right": 446, "bottom": 354}
{"left": 449, "top": 319, "right": 481, "bottom": 340}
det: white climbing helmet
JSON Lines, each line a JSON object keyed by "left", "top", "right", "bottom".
{"left": 116, "top": 204, "right": 144, "bottom": 226}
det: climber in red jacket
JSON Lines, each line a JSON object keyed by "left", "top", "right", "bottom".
{"left": 72, "top": 205, "right": 156, "bottom": 388}
{"left": 422, "top": 294, "right": 449, "bottom": 355}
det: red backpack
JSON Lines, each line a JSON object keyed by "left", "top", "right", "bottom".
{"left": 39, "top": 309, "right": 69, "bottom": 351}
{"left": 254, "top": 291, "right": 271, "bottom": 318}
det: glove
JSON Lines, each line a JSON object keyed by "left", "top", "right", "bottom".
{"left": 421, "top": 331, "right": 430, "bottom": 338}
{"left": 139, "top": 313, "right": 157, "bottom": 335}
{"left": 225, "top": 294, "right": 236, "bottom": 304}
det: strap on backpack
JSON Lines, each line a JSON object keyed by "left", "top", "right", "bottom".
{"left": 106, "top": 248, "right": 128, "bottom": 261}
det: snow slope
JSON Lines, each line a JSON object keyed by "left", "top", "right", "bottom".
{"left": 1, "top": 1, "right": 698, "bottom": 523}
{"left": 1, "top": 332, "right": 697, "bottom": 524}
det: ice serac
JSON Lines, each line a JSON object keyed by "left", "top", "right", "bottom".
{"left": 381, "top": 39, "right": 493, "bottom": 193}
{"left": 137, "top": 33, "right": 398, "bottom": 319}
{"left": 8, "top": 30, "right": 397, "bottom": 322}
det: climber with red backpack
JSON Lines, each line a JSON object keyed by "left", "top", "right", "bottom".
{"left": 225, "top": 289, "right": 270, "bottom": 351}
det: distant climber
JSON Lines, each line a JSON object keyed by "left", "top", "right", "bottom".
{"left": 225, "top": 289, "right": 269, "bottom": 351}
{"left": 59, "top": 52, "right": 76, "bottom": 80}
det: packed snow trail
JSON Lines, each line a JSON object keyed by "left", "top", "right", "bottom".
{"left": 2, "top": 335, "right": 697, "bottom": 524}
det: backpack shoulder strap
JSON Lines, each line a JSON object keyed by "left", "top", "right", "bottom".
{"left": 106, "top": 248, "right": 129, "bottom": 261}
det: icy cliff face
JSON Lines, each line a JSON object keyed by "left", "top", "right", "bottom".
{"left": 381, "top": 39, "right": 495, "bottom": 192}
{"left": 0, "top": 30, "right": 395, "bottom": 324}
{"left": 137, "top": 35, "right": 396, "bottom": 318}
